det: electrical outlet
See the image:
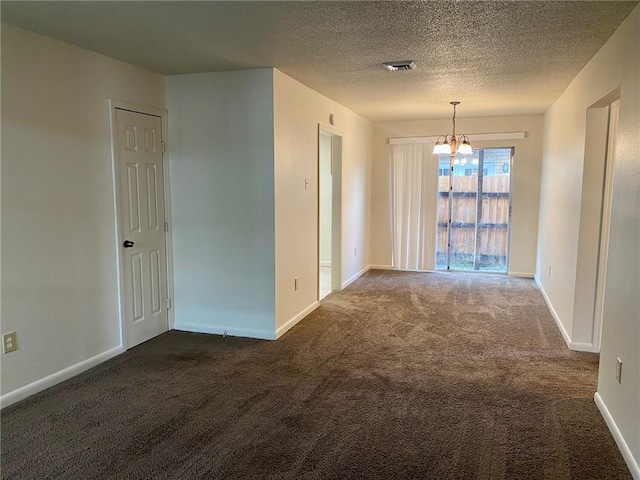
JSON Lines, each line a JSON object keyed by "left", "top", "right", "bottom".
{"left": 294, "top": 277, "right": 299, "bottom": 291}
{"left": 548, "top": 266, "right": 552, "bottom": 277}
{"left": 615, "top": 357, "right": 622, "bottom": 383}
{"left": 3, "top": 332, "right": 17, "bottom": 354}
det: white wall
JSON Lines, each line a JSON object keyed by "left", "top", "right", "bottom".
{"left": 537, "top": 6, "right": 639, "bottom": 475}
{"left": 273, "top": 70, "right": 373, "bottom": 334}
{"left": 319, "top": 134, "right": 332, "bottom": 265}
{"left": 1, "top": 25, "right": 165, "bottom": 398}
{"left": 166, "top": 70, "right": 276, "bottom": 339}
{"left": 371, "top": 115, "right": 544, "bottom": 276}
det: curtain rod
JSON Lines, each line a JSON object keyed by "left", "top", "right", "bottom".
{"left": 388, "top": 132, "right": 526, "bottom": 145}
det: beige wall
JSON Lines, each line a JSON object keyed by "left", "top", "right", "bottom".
{"left": 273, "top": 70, "right": 373, "bottom": 333}
{"left": 166, "top": 70, "right": 276, "bottom": 339}
{"left": 167, "top": 68, "right": 374, "bottom": 340}
{"left": 538, "top": 5, "right": 639, "bottom": 473}
{"left": 371, "top": 115, "right": 544, "bottom": 276}
{"left": 1, "top": 25, "right": 165, "bottom": 398}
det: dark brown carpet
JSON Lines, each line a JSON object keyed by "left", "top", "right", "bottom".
{"left": 1, "top": 271, "right": 632, "bottom": 479}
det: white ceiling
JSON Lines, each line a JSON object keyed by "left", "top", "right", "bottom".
{"left": 2, "top": 1, "right": 637, "bottom": 121}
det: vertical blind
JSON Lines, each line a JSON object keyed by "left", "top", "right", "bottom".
{"left": 390, "top": 143, "right": 439, "bottom": 271}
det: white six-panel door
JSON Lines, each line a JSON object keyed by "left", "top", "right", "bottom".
{"left": 115, "top": 108, "right": 168, "bottom": 348}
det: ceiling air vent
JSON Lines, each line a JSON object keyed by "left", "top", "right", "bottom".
{"left": 382, "top": 61, "right": 417, "bottom": 71}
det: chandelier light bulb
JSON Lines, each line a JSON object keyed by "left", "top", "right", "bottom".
{"left": 432, "top": 136, "right": 451, "bottom": 154}
{"left": 458, "top": 138, "right": 473, "bottom": 155}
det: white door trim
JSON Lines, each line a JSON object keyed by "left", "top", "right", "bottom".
{"left": 593, "top": 101, "right": 619, "bottom": 352}
{"left": 108, "top": 99, "right": 174, "bottom": 349}
{"left": 318, "top": 124, "right": 343, "bottom": 299}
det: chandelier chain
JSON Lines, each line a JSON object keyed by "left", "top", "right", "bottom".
{"left": 452, "top": 103, "right": 457, "bottom": 138}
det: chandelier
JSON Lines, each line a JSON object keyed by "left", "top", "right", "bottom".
{"left": 432, "top": 101, "right": 473, "bottom": 156}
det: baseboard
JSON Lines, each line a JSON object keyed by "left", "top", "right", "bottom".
{"left": 534, "top": 275, "right": 572, "bottom": 349}
{"left": 594, "top": 392, "right": 640, "bottom": 479}
{"left": 369, "top": 264, "right": 393, "bottom": 270}
{"left": 173, "top": 323, "right": 276, "bottom": 340}
{"left": 394, "top": 268, "right": 436, "bottom": 273}
{"left": 534, "top": 276, "right": 596, "bottom": 352}
{"left": 569, "top": 341, "right": 596, "bottom": 352}
{"left": 508, "top": 271, "right": 535, "bottom": 278}
{"left": 276, "top": 301, "right": 320, "bottom": 339}
{"left": 341, "top": 265, "right": 370, "bottom": 289}
{"left": 319, "top": 261, "right": 331, "bottom": 267}
{"left": 0, "top": 346, "right": 125, "bottom": 409}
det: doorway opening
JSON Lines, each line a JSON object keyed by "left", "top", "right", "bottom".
{"left": 572, "top": 93, "right": 620, "bottom": 352}
{"left": 436, "top": 148, "right": 513, "bottom": 272}
{"left": 593, "top": 100, "right": 619, "bottom": 351}
{"left": 318, "top": 128, "right": 342, "bottom": 300}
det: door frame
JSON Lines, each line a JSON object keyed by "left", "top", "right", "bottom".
{"left": 593, "top": 100, "right": 619, "bottom": 352}
{"left": 317, "top": 124, "right": 343, "bottom": 300}
{"left": 108, "top": 99, "right": 174, "bottom": 350}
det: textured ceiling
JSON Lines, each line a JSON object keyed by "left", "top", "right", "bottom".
{"left": 2, "top": 1, "right": 638, "bottom": 121}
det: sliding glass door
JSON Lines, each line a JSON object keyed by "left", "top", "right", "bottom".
{"left": 436, "top": 148, "right": 512, "bottom": 272}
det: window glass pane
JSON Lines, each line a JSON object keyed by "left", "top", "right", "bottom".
{"left": 435, "top": 148, "right": 511, "bottom": 273}
{"left": 436, "top": 156, "right": 450, "bottom": 270}
{"left": 449, "top": 152, "right": 477, "bottom": 270}
{"left": 477, "top": 148, "right": 511, "bottom": 272}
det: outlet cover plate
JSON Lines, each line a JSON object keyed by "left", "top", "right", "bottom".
{"left": 3, "top": 332, "right": 17, "bottom": 353}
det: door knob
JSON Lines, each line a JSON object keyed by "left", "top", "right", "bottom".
{"left": 123, "top": 240, "right": 135, "bottom": 248}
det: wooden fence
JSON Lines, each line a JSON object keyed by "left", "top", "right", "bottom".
{"left": 437, "top": 175, "right": 510, "bottom": 270}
